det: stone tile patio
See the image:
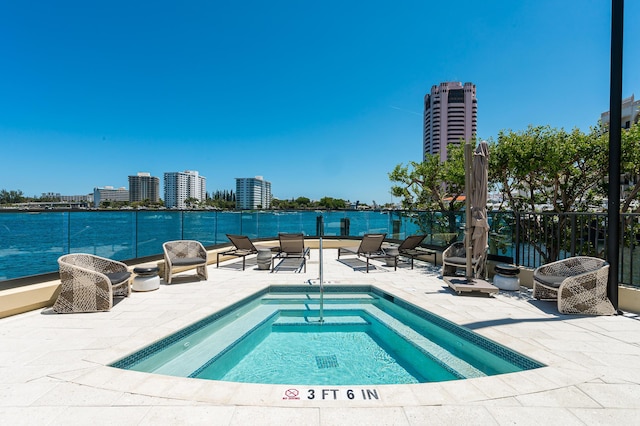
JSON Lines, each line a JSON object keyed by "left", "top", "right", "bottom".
{"left": 2, "top": 249, "right": 640, "bottom": 425}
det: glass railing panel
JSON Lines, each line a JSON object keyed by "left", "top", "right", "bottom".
{"left": 397, "top": 211, "right": 462, "bottom": 247}
{"left": 321, "top": 211, "right": 346, "bottom": 236}
{"left": 269, "top": 211, "right": 310, "bottom": 236}
{"left": 386, "top": 210, "right": 405, "bottom": 239}
{"left": 136, "top": 211, "right": 182, "bottom": 257}
{"left": 260, "top": 210, "right": 285, "bottom": 237}
{"left": 299, "top": 211, "right": 318, "bottom": 236}
{"left": 488, "top": 211, "right": 515, "bottom": 258}
{"left": 69, "top": 211, "right": 135, "bottom": 261}
{"left": 183, "top": 211, "right": 217, "bottom": 246}
{"left": 215, "top": 211, "right": 241, "bottom": 242}
{"left": 0, "top": 211, "right": 67, "bottom": 280}
{"left": 390, "top": 211, "right": 428, "bottom": 240}
{"left": 334, "top": 211, "right": 382, "bottom": 237}
{"left": 401, "top": 212, "right": 419, "bottom": 238}
{"left": 239, "top": 211, "right": 260, "bottom": 239}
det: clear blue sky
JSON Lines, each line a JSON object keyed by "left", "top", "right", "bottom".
{"left": 0, "top": 1, "right": 638, "bottom": 204}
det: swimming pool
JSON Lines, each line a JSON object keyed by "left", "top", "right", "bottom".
{"left": 111, "top": 285, "right": 543, "bottom": 385}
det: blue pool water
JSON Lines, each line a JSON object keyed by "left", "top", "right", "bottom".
{"left": 215, "top": 330, "right": 422, "bottom": 385}
{"left": 111, "top": 286, "right": 543, "bottom": 385}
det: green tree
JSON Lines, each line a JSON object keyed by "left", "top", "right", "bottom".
{"left": 388, "top": 143, "right": 466, "bottom": 212}
{"left": 388, "top": 143, "right": 467, "bottom": 236}
{"left": 184, "top": 197, "right": 199, "bottom": 208}
{"left": 619, "top": 122, "right": 640, "bottom": 213}
{"left": 318, "top": 197, "right": 346, "bottom": 209}
{"left": 0, "top": 189, "right": 26, "bottom": 204}
{"left": 490, "top": 125, "right": 608, "bottom": 214}
{"left": 490, "top": 125, "right": 610, "bottom": 262}
{"left": 295, "top": 197, "right": 311, "bottom": 207}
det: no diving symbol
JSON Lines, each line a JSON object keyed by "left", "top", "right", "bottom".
{"left": 283, "top": 388, "right": 300, "bottom": 400}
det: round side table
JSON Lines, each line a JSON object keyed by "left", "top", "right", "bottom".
{"left": 132, "top": 265, "right": 160, "bottom": 291}
{"left": 385, "top": 247, "right": 399, "bottom": 267}
{"left": 493, "top": 263, "right": 520, "bottom": 291}
{"left": 257, "top": 249, "right": 272, "bottom": 270}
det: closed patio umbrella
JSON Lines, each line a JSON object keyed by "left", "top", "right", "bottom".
{"left": 464, "top": 140, "right": 490, "bottom": 280}
{"left": 470, "top": 140, "right": 490, "bottom": 278}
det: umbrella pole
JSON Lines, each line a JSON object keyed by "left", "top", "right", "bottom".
{"left": 464, "top": 140, "right": 474, "bottom": 281}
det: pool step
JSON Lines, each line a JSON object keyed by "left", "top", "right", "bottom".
{"left": 261, "top": 293, "right": 377, "bottom": 304}
{"left": 273, "top": 315, "right": 369, "bottom": 327}
{"left": 146, "top": 304, "right": 280, "bottom": 377}
{"left": 361, "top": 305, "right": 485, "bottom": 379}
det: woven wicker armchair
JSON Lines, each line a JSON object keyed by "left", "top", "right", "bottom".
{"left": 162, "top": 240, "right": 208, "bottom": 284}
{"left": 53, "top": 254, "right": 131, "bottom": 313}
{"left": 533, "top": 256, "right": 615, "bottom": 315}
{"left": 442, "top": 242, "right": 487, "bottom": 279}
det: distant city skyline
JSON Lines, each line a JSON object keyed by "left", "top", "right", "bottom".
{"left": 1, "top": 2, "right": 638, "bottom": 203}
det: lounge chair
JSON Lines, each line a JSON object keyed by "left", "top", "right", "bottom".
{"left": 395, "top": 234, "right": 436, "bottom": 269}
{"left": 533, "top": 256, "right": 615, "bottom": 315}
{"left": 442, "top": 241, "right": 487, "bottom": 279}
{"left": 338, "top": 233, "right": 393, "bottom": 273}
{"left": 271, "top": 233, "right": 310, "bottom": 272}
{"left": 216, "top": 234, "right": 261, "bottom": 270}
{"left": 163, "top": 240, "right": 208, "bottom": 284}
{"left": 53, "top": 253, "right": 131, "bottom": 313}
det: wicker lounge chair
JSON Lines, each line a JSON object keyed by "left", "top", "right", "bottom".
{"left": 533, "top": 256, "right": 615, "bottom": 315}
{"left": 338, "top": 233, "right": 393, "bottom": 273}
{"left": 396, "top": 234, "right": 436, "bottom": 269}
{"left": 442, "top": 241, "right": 487, "bottom": 279}
{"left": 271, "top": 233, "right": 310, "bottom": 272}
{"left": 53, "top": 253, "right": 131, "bottom": 313}
{"left": 162, "top": 240, "right": 208, "bottom": 284}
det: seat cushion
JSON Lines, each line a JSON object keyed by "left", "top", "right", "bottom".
{"left": 171, "top": 257, "right": 206, "bottom": 266}
{"left": 534, "top": 274, "right": 565, "bottom": 288}
{"left": 495, "top": 264, "right": 520, "bottom": 276}
{"left": 133, "top": 266, "right": 159, "bottom": 275}
{"left": 445, "top": 256, "right": 478, "bottom": 266}
{"left": 106, "top": 271, "right": 132, "bottom": 285}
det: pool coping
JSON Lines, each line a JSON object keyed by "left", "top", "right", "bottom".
{"left": 71, "top": 282, "right": 598, "bottom": 409}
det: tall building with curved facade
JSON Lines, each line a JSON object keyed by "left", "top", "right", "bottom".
{"left": 423, "top": 81, "right": 477, "bottom": 162}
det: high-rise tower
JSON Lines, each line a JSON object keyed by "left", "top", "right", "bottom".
{"left": 423, "top": 82, "right": 477, "bottom": 162}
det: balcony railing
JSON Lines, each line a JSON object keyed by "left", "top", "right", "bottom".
{"left": 1, "top": 209, "right": 639, "bottom": 288}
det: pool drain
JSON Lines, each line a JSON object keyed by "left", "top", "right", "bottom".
{"left": 315, "top": 355, "right": 339, "bottom": 369}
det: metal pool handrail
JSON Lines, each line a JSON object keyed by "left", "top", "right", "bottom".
{"left": 319, "top": 233, "right": 324, "bottom": 323}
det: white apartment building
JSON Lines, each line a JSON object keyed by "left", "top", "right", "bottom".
{"left": 601, "top": 94, "right": 640, "bottom": 129}
{"left": 423, "top": 81, "right": 477, "bottom": 162}
{"left": 93, "top": 186, "right": 129, "bottom": 208}
{"left": 601, "top": 94, "right": 640, "bottom": 200}
{"left": 41, "top": 192, "right": 92, "bottom": 203}
{"left": 235, "top": 176, "right": 271, "bottom": 209}
{"left": 164, "top": 170, "right": 207, "bottom": 209}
